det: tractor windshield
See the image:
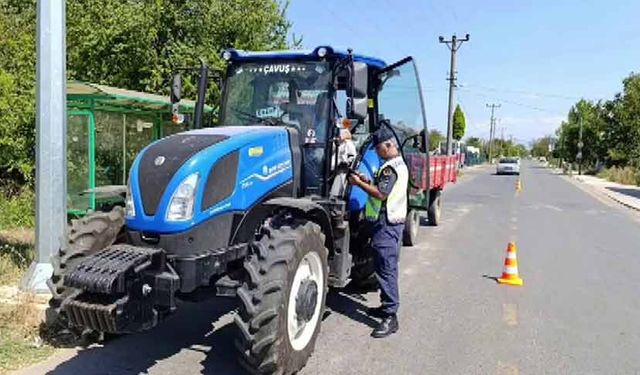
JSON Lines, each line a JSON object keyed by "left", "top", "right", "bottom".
{"left": 220, "top": 61, "right": 333, "bottom": 143}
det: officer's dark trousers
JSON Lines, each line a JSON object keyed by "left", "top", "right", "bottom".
{"left": 371, "top": 214, "right": 404, "bottom": 316}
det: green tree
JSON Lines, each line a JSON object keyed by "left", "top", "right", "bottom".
{"left": 603, "top": 74, "right": 640, "bottom": 167}
{"left": 452, "top": 104, "right": 466, "bottom": 140}
{"left": 0, "top": 0, "right": 36, "bottom": 186}
{"left": 465, "top": 136, "right": 482, "bottom": 149}
{"left": 428, "top": 129, "right": 444, "bottom": 152}
{"left": 66, "top": 0, "right": 296, "bottom": 102}
{"left": 555, "top": 99, "right": 608, "bottom": 167}
{"left": 0, "top": 0, "right": 296, "bottom": 187}
{"left": 530, "top": 136, "right": 555, "bottom": 158}
{"left": 554, "top": 73, "right": 640, "bottom": 170}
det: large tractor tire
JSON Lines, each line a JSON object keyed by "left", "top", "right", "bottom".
{"left": 402, "top": 209, "right": 420, "bottom": 246}
{"left": 235, "top": 220, "right": 328, "bottom": 375}
{"left": 427, "top": 190, "right": 442, "bottom": 226}
{"left": 45, "top": 207, "right": 125, "bottom": 344}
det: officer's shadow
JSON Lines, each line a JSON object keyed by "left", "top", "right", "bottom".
{"left": 324, "top": 284, "right": 380, "bottom": 329}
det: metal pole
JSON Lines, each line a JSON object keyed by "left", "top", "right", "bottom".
{"left": 23, "top": 0, "right": 67, "bottom": 292}
{"left": 486, "top": 103, "right": 500, "bottom": 163}
{"left": 439, "top": 34, "right": 470, "bottom": 156}
{"left": 122, "top": 114, "right": 127, "bottom": 184}
{"left": 578, "top": 111, "right": 584, "bottom": 175}
{"left": 488, "top": 117, "right": 493, "bottom": 163}
{"left": 445, "top": 36, "right": 456, "bottom": 156}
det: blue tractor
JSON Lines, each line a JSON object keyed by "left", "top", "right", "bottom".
{"left": 47, "top": 46, "right": 435, "bottom": 374}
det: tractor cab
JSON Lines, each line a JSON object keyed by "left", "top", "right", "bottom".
{"left": 214, "top": 46, "right": 431, "bottom": 211}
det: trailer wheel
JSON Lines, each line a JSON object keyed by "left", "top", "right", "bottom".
{"left": 427, "top": 190, "right": 442, "bottom": 226}
{"left": 402, "top": 209, "right": 420, "bottom": 246}
{"left": 235, "top": 219, "right": 328, "bottom": 375}
{"left": 45, "top": 207, "right": 125, "bottom": 344}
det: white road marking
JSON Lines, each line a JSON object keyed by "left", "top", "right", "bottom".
{"left": 502, "top": 303, "right": 518, "bottom": 326}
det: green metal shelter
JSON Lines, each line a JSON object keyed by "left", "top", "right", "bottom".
{"left": 66, "top": 81, "right": 214, "bottom": 216}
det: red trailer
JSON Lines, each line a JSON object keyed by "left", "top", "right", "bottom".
{"left": 405, "top": 153, "right": 458, "bottom": 226}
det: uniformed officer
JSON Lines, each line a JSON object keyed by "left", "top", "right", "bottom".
{"left": 348, "top": 126, "right": 408, "bottom": 338}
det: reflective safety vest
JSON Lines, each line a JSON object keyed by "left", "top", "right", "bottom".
{"left": 364, "top": 156, "right": 408, "bottom": 224}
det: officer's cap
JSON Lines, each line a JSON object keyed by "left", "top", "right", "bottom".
{"left": 372, "top": 127, "right": 394, "bottom": 146}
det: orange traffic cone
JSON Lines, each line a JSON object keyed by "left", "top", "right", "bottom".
{"left": 498, "top": 242, "right": 523, "bottom": 286}
{"left": 515, "top": 178, "right": 522, "bottom": 192}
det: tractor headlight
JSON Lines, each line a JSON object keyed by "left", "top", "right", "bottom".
{"left": 125, "top": 183, "right": 135, "bottom": 218}
{"left": 166, "top": 173, "right": 199, "bottom": 221}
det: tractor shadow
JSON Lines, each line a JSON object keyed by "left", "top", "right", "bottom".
{"left": 45, "top": 295, "right": 251, "bottom": 375}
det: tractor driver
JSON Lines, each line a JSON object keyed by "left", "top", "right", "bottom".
{"left": 348, "top": 125, "right": 408, "bottom": 338}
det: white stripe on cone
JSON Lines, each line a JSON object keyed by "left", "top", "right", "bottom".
{"left": 504, "top": 266, "right": 518, "bottom": 274}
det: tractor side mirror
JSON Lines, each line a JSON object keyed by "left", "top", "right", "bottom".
{"left": 348, "top": 61, "right": 367, "bottom": 98}
{"left": 346, "top": 62, "right": 368, "bottom": 120}
{"left": 170, "top": 73, "right": 182, "bottom": 104}
{"left": 347, "top": 98, "right": 368, "bottom": 120}
{"left": 418, "top": 130, "right": 428, "bottom": 153}
{"left": 170, "top": 73, "right": 184, "bottom": 124}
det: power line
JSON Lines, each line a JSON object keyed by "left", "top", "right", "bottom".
{"left": 459, "top": 87, "right": 566, "bottom": 115}
{"left": 462, "top": 83, "right": 581, "bottom": 101}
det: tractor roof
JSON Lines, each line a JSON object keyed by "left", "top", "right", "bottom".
{"left": 225, "top": 46, "right": 387, "bottom": 70}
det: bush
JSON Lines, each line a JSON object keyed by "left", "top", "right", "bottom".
{"left": 0, "top": 188, "right": 34, "bottom": 230}
{"left": 597, "top": 166, "right": 640, "bottom": 186}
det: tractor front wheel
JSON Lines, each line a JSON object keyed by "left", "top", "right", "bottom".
{"left": 235, "top": 219, "right": 328, "bottom": 375}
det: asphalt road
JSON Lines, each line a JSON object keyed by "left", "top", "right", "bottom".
{"left": 19, "top": 161, "right": 640, "bottom": 375}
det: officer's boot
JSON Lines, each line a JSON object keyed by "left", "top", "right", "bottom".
{"left": 371, "top": 314, "right": 399, "bottom": 338}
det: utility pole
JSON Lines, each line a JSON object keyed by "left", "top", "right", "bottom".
{"left": 486, "top": 103, "right": 500, "bottom": 162}
{"left": 439, "top": 33, "right": 470, "bottom": 155}
{"left": 577, "top": 112, "right": 584, "bottom": 175}
{"left": 501, "top": 127, "right": 505, "bottom": 142}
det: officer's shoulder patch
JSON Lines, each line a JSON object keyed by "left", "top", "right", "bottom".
{"left": 382, "top": 167, "right": 392, "bottom": 176}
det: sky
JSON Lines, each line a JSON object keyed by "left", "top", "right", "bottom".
{"left": 287, "top": 0, "right": 640, "bottom": 144}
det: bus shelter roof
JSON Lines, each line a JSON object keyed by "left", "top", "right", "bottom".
{"left": 67, "top": 81, "right": 214, "bottom": 115}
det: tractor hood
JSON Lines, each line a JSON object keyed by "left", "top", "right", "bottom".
{"left": 126, "top": 126, "right": 295, "bottom": 233}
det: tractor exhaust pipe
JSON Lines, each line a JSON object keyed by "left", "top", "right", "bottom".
{"left": 193, "top": 59, "right": 209, "bottom": 129}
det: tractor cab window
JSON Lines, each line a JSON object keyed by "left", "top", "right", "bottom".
{"left": 376, "top": 57, "right": 429, "bottom": 209}
{"left": 377, "top": 58, "right": 426, "bottom": 146}
{"left": 220, "top": 61, "right": 332, "bottom": 143}
{"left": 220, "top": 61, "right": 334, "bottom": 195}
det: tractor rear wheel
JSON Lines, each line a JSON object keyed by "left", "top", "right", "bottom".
{"left": 427, "top": 190, "right": 442, "bottom": 226}
{"left": 235, "top": 219, "right": 328, "bottom": 375}
{"left": 45, "top": 207, "right": 125, "bottom": 344}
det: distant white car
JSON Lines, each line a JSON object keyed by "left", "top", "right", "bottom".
{"left": 496, "top": 157, "right": 520, "bottom": 175}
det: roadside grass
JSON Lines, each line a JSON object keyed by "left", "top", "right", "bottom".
{"left": 0, "top": 231, "right": 34, "bottom": 286}
{"left": 597, "top": 166, "right": 640, "bottom": 186}
{"left": 0, "top": 293, "right": 54, "bottom": 374}
{"left": 0, "top": 189, "right": 53, "bottom": 373}
{"left": 0, "top": 188, "right": 35, "bottom": 231}
{"left": 0, "top": 235, "right": 54, "bottom": 374}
